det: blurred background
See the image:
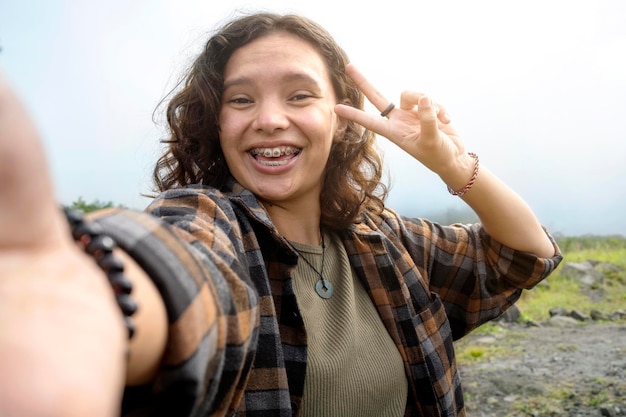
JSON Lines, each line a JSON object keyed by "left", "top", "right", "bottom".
{"left": 1, "top": 0, "right": 624, "bottom": 236}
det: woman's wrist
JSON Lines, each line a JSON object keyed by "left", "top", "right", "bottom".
{"left": 439, "top": 152, "right": 479, "bottom": 197}
{"left": 64, "top": 207, "right": 138, "bottom": 340}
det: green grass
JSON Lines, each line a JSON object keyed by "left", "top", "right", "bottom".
{"left": 516, "top": 235, "right": 626, "bottom": 323}
{"left": 455, "top": 344, "right": 511, "bottom": 364}
{"left": 556, "top": 234, "right": 626, "bottom": 253}
{"left": 454, "top": 323, "right": 526, "bottom": 364}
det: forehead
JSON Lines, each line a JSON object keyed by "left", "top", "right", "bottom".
{"left": 223, "top": 32, "right": 331, "bottom": 84}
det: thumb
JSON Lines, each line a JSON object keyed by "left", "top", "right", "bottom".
{"left": 0, "top": 74, "right": 67, "bottom": 248}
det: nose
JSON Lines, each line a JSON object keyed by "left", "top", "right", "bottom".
{"left": 251, "top": 99, "right": 289, "bottom": 134}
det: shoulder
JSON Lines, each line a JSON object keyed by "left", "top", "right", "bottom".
{"left": 358, "top": 207, "right": 432, "bottom": 236}
{"left": 146, "top": 184, "right": 261, "bottom": 222}
{"left": 357, "top": 208, "right": 487, "bottom": 251}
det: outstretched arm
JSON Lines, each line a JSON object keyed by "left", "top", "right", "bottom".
{"left": 334, "top": 64, "right": 556, "bottom": 258}
{"left": 0, "top": 73, "right": 167, "bottom": 416}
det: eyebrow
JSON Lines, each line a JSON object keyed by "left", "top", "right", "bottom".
{"left": 222, "top": 72, "right": 321, "bottom": 92}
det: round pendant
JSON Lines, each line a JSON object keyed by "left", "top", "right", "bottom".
{"left": 315, "top": 279, "right": 333, "bottom": 299}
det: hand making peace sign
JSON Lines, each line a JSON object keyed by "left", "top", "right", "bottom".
{"left": 334, "top": 63, "right": 473, "bottom": 184}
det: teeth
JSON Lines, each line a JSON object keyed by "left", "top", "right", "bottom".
{"left": 258, "top": 159, "right": 291, "bottom": 167}
{"left": 251, "top": 147, "right": 300, "bottom": 157}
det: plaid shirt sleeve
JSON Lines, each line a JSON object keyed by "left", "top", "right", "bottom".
{"left": 378, "top": 210, "right": 563, "bottom": 339}
{"left": 88, "top": 192, "right": 260, "bottom": 417}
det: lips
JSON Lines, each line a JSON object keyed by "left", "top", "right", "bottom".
{"left": 249, "top": 146, "right": 301, "bottom": 166}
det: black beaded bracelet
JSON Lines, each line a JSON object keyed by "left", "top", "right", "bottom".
{"left": 64, "top": 207, "right": 138, "bottom": 339}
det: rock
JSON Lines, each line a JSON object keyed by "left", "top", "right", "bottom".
{"left": 561, "top": 261, "right": 605, "bottom": 286}
{"left": 582, "top": 286, "right": 607, "bottom": 302}
{"left": 546, "top": 315, "right": 580, "bottom": 327}
{"left": 458, "top": 323, "right": 626, "bottom": 417}
{"left": 498, "top": 304, "right": 521, "bottom": 323}
{"left": 591, "top": 309, "right": 611, "bottom": 321}
{"left": 549, "top": 306, "right": 568, "bottom": 317}
{"left": 594, "top": 261, "right": 623, "bottom": 276}
{"left": 570, "top": 309, "right": 590, "bottom": 321}
{"left": 600, "top": 406, "right": 615, "bottom": 417}
{"left": 610, "top": 310, "right": 626, "bottom": 320}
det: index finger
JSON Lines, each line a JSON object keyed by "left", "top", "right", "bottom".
{"left": 345, "top": 63, "right": 393, "bottom": 114}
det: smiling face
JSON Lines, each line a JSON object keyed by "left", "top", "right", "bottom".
{"left": 219, "top": 31, "right": 345, "bottom": 210}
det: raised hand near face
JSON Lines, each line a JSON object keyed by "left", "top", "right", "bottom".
{"left": 334, "top": 63, "right": 476, "bottom": 190}
{"left": 335, "top": 64, "right": 556, "bottom": 258}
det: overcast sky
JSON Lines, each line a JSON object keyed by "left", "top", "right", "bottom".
{"left": 1, "top": 0, "right": 625, "bottom": 236}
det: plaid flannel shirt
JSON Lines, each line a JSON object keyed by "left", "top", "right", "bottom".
{"left": 91, "top": 178, "right": 562, "bottom": 417}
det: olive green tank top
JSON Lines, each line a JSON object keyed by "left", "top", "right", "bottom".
{"left": 290, "top": 230, "right": 407, "bottom": 417}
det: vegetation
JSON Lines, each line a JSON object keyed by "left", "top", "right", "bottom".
{"left": 66, "top": 197, "right": 125, "bottom": 213}
{"left": 509, "top": 377, "right": 626, "bottom": 417}
{"left": 517, "top": 234, "right": 626, "bottom": 323}
{"left": 456, "top": 235, "right": 626, "bottom": 364}
{"left": 455, "top": 322, "right": 529, "bottom": 364}
{"left": 555, "top": 234, "right": 626, "bottom": 254}
{"left": 455, "top": 236, "right": 626, "bottom": 416}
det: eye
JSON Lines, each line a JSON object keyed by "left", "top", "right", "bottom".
{"left": 225, "top": 95, "right": 255, "bottom": 109}
{"left": 289, "top": 92, "right": 316, "bottom": 103}
{"left": 230, "top": 97, "right": 253, "bottom": 105}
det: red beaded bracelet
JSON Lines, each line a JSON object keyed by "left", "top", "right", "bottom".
{"left": 447, "top": 152, "right": 479, "bottom": 197}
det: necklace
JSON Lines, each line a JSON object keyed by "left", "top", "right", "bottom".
{"left": 292, "top": 232, "right": 334, "bottom": 299}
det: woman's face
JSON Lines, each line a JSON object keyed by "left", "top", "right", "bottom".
{"left": 219, "top": 31, "right": 344, "bottom": 209}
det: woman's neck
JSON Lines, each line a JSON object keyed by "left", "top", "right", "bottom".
{"left": 261, "top": 200, "right": 322, "bottom": 245}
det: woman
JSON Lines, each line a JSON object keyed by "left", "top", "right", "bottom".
{"left": 0, "top": 12, "right": 561, "bottom": 417}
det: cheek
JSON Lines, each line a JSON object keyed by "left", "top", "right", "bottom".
{"left": 217, "top": 114, "right": 241, "bottom": 149}
{"left": 302, "top": 109, "right": 338, "bottom": 139}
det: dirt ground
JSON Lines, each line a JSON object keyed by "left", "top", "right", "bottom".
{"left": 455, "top": 322, "right": 626, "bottom": 417}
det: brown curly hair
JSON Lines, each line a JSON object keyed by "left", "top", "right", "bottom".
{"left": 153, "top": 12, "right": 388, "bottom": 229}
